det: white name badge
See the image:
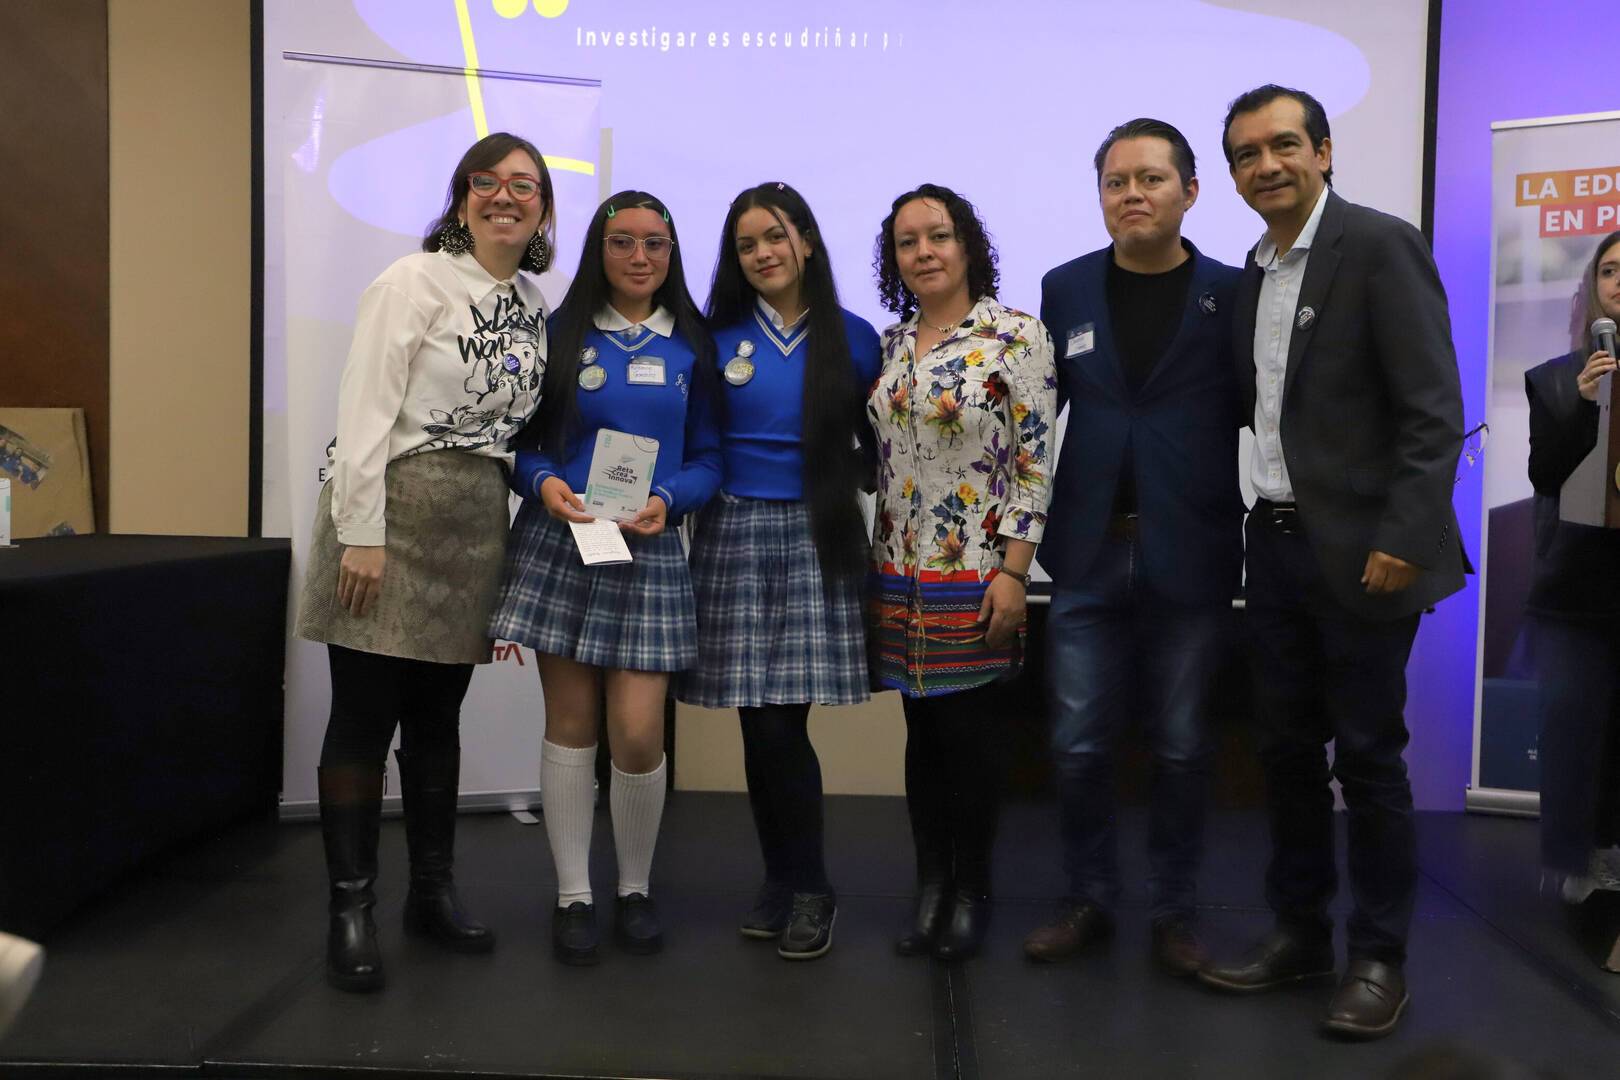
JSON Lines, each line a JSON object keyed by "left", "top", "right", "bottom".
{"left": 626, "top": 356, "right": 667, "bottom": 385}
{"left": 1066, "top": 324, "right": 1095, "bottom": 358}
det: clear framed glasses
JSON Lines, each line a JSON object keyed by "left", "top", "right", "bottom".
{"left": 467, "top": 171, "right": 541, "bottom": 202}
{"left": 604, "top": 233, "right": 674, "bottom": 260}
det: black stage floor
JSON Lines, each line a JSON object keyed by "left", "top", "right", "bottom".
{"left": 3, "top": 794, "right": 1618, "bottom": 1079}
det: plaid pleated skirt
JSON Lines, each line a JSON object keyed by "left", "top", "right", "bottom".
{"left": 679, "top": 493, "right": 869, "bottom": 708}
{"left": 489, "top": 501, "right": 698, "bottom": 672}
{"left": 296, "top": 450, "right": 509, "bottom": 665}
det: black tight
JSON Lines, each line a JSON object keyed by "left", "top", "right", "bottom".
{"left": 739, "top": 703, "right": 831, "bottom": 895}
{"left": 319, "top": 645, "right": 474, "bottom": 767}
{"left": 901, "top": 681, "right": 1007, "bottom": 895}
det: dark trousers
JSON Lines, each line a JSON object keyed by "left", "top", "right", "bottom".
{"left": 1244, "top": 513, "right": 1420, "bottom": 965}
{"left": 739, "top": 703, "right": 832, "bottom": 895}
{"left": 902, "top": 680, "right": 1007, "bottom": 895}
{"left": 1047, "top": 533, "right": 1226, "bottom": 920}
{"left": 320, "top": 645, "right": 473, "bottom": 767}
{"left": 1532, "top": 616, "right": 1620, "bottom": 874}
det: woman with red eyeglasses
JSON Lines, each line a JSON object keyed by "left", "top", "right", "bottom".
{"left": 295, "top": 133, "right": 554, "bottom": 992}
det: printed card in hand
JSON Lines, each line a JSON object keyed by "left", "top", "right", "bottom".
{"left": 583, "top": 429, "right": 659, "bottom": 522}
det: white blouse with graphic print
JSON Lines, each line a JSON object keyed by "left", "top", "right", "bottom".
{"left": 330, "top": 250, "right": 547, "bottom": 546}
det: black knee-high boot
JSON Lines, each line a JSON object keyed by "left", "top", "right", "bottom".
{"left": 319, "top": 763, "right": 386, "bottom": 991}
{"left": 934, "top": 700, "right": 1001, "bottom": 961}
{"left": 897, "top": 713, "right": 954, "bottom": 956}
{"left": 396, "top": 747, "right": 494, "bottom": 953}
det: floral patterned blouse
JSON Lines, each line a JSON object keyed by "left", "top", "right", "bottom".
{"left": 866, "top": 295, "right": 1058, "bottom": 697}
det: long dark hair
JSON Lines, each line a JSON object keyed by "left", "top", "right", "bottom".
{"left": 1571, "top": 230, "right": 1620, "bottom": 356}
{"left": 708, "top": 182, "right": 870, "bottom": 580}
{"left": 873, "top": 183, "right": 999, "bottom": 320}
{"left": 516, "top": 191, "right": 716, "bottom": 462}
{"left": 422, "top": 132, "right": 555, "bottom": 272}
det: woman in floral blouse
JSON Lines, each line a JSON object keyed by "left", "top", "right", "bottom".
{"left": 869, "top": 183, "right": 1057, "bottom": 960}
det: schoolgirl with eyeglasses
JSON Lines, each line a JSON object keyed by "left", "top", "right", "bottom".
{"left": 490, "top": 191, "right": 720, "bottom": 965}
{"left": 678, "top": 182, "right": 880, "bottom": 961}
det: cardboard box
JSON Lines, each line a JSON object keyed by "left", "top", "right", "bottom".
{"left": 0, "top": 408, "right": 95, "bottom": 538}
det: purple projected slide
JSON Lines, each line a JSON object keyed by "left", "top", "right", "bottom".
{"left": 314, "top": 0, "right": 1377, "bottom": 326}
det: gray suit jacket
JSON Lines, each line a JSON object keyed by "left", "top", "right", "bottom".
{"left": 1234, "top": 190, "right": 1470, "bottom": 620}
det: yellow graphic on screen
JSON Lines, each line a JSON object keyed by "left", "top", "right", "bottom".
{"left": 453, "top": 0, "right": 593, "bottom": 174}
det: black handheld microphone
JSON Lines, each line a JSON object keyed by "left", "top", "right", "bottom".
{"left": 1592, "top": 316, "right": 1617, "bottom": 358}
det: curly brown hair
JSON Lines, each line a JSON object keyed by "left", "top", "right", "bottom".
{"left": 873, "top": 183, "right": 999, "bottom": 319}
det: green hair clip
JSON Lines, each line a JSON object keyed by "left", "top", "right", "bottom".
{"left": 605, "top": 204, "right": 616, "bottom": 218}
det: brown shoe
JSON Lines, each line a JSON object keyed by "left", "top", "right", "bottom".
{"left": 1197, "top": 927, "right": 1335, "bottom": 993}
{"left": 1151, "top": 916, "right": 1208, "bottom": 977}
{"left": 1022, "top": 901, "right": 1114, "bottom": 963}
{"left": 1321, "top": 958, "right": 1407, "bottom": 1040}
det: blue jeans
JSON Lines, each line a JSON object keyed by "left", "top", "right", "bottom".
{"left": 1047, "top": 533, "right": 1227, "bottom": 920}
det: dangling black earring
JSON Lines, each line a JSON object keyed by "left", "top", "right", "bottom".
{"left": 521, "top": 230, "right": 551, "bottom": 274}
{"left": 438, "top": 220, "right": 474, "bottom": 256}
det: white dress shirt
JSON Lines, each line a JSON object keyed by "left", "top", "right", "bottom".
{"left": 1249, "top": 186, "right": 1330, "bottom": 503}
{"left": 593, "top": 303, "right": 675, "bottom": 338}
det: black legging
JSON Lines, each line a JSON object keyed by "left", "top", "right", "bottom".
{"left": 739, "top": 703, "right": 831, "bottom": 895}
{"left": 901, "top": 681, "right": 1007, "bottom": 895}
{"left": 319, "top": 644, "right": 473, "bottom": 767}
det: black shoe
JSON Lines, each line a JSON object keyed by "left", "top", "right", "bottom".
{"left": 1022, "top": 900, "right": 1114, "bottom": 963}
{"left": 1150, "top": 915, "right": 1209, "bottom": 977}
{"left": 614, "top": 893, "right": 664, "bottom": 954}
{"left": 740, "top": 881, "right": 793, "bottom": 940}
{"left": 552, "top": 902, "right": 599, "bottom": 966}
{"left": 934, "top": 890, "right": 991, "bottom": 961}
{"left": 1321, "top": 958, "right": 1408, "bottom": 1040}
{"left": 318, "top": 764, "right": 385, "bottom": 993}
{"left": 396, "top": 748, "right": 495, "bottom": 954}
{"left": 896, "top": 878, "right": 952, "bottom": 956}
{"left": 778, "top": 893, "right": 836, "bottom": 961}
{"left": 1197, "top": 926, "right": 1336, "bottom": 993}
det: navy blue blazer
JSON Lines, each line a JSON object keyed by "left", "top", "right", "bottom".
{"left": 1038, "top": 241, "right": 1244, "bottom": 604}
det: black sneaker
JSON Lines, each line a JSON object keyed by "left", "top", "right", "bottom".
{"left": 552, "top": 902, "right": 599, "bottom": 966}
{"left": 778, "top": 893, "right": 836, "bottom": 961}
{"left": 740, "top": 881, "right": 793, "bottom": 939}
{"left": 614, "top": 893, "right": 664, "bottom": 954}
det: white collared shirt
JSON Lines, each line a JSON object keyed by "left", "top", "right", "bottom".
{"left": 756, "top": 295, "right": 809, "bottom": 334}
{"left": 330, "top": 250, "right": 547, "bottom": 546}
{"left": 1249, "top": 186, "right": 1330, "bottom": 502}
{"left": 593, "top": 303, "right": 675, "bottom": 338}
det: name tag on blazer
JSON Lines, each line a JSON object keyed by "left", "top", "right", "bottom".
{"left": 1066, "top": 324, "right": 1095, "bottom": 358}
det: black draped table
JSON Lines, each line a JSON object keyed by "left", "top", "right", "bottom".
{"left": 0, "top": 534, "right": 291, "bottom": 939}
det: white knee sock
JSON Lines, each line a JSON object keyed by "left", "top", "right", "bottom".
{"left": 541, "top": 739, "right": 598, "bottom": 907}
{"left": 611, "top": 756, "right": 667, "bottom": 898}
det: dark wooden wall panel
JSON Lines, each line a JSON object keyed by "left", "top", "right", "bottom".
{"left": 0, "top": 0, "right": 109, "bottom": 529}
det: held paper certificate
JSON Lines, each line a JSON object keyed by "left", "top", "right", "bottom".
{"left": 583, "top": 429, "right": 659, "bottom": 522}
{"left": 569, "top": 519, "right": 633, "bottom": 565}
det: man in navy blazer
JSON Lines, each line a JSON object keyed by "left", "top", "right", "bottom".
{"left": 1025, "top": 119, "right": 1243, "bottom": 975}
{"left": 1196, "top": 85, "right": 1468, "bottom": 1041}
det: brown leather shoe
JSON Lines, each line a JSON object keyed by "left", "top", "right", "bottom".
{"left": 1321, "top": 958, "right": 1408, "bottom": 1039}
{"left": 1022, "top": 901, "right": 1114, "bottom": 963}
{"left": 1151, "top": 916, "right": 1208, "bottom": 977}
{"left": 1196, "top": 927, "right": 1335, "bottom": 993}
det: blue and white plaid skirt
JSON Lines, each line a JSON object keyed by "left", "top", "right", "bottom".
{"left": 679, "top": 493, "right": 869, "bottom": 708}
{"left": 489, "top": 501, "right": 697, "bottom": 672}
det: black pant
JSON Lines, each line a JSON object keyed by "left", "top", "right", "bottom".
{"left": 1245, "top": 514, "right": 1420, "bottom": 965}
{"left": 739, "top": 703, "right": 831, "bottom": 895}
{"left": 1533, "top": 616, "right": 1620, "bottom": 874}
{"left": 901, "top": 680, "right": 1007, "bottom": 895}
{"left": 320, "top": 645, "right": 474, "bottom": 767}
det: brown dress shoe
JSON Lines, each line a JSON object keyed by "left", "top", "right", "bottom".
{"left": 1023, "top": 901, "right": 1114, "bottom": 963}
{"left": 1150, "top": 916, "right": 1209, "bottom": 977}
{"left": 1197, "top": 927, "right": 1335, "bottom": 992}
{"left": 1321, "top": 958, "right": 1408, "bottom": 1039}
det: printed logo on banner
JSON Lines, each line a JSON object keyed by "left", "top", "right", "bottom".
{"left": 1514, "top": 164, "right": 1620, "bottom": 237}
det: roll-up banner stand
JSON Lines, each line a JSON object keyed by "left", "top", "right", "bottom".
{"left": 1470, "top": 109, "right": 1620, "bottom": 816}
{"left": 274, "top": 51, "right": 603, "bottom": 818}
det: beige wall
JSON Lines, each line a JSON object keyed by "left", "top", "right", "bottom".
{"left": 674, "top": 695, "right": 907, "bottom": 795}
{"left": 108, "top": 0, "right": 252, "bottom": 536}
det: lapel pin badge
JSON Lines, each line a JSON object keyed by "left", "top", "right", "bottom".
{"left": 1198, "top": 293, "right": 1217, "bottom": 315}
{"left": 1295, "top": 306, "right": 1316, "bottom": 331}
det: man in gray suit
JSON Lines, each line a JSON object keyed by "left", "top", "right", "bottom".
{"left": 1197, "top": 85, "right": 1468, "bottom": 1041}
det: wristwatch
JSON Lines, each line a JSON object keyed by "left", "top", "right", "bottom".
{"left": 999, "top": 567, "right": 1030, "bottom": 586}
